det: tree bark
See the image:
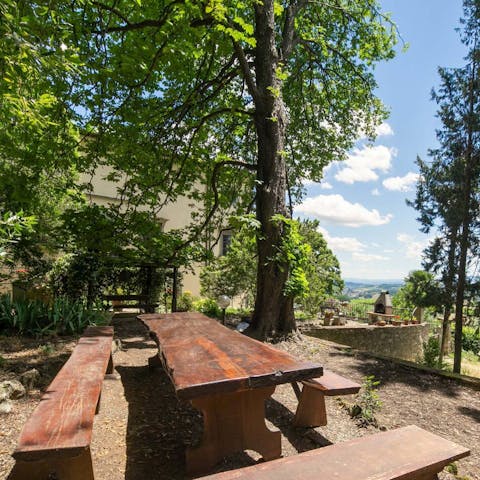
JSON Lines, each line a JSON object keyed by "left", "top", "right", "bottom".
{"left": 438, "top": 231, "right": 457, "bottom": 366}
{"left": 249, "top": 0, "right": 295, "bottom": 339}
{"left": 453, "top": 60, "right": 477, "bottom": 374}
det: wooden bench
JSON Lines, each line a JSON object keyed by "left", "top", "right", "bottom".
{"left": 10, "top": 325, "right": 114, "bottom": 480}
{"left": 292, "top": 369, "right": 361, "bottom": 427}
{"left": 200, "top": 425, "right": 470, "bottom": 480}
{"left": 103, "top": 294, "right": 158, "bottom": 313}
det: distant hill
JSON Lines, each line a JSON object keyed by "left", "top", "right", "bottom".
{"left": 342, "top": 280, "right": 403, "bottom": 299}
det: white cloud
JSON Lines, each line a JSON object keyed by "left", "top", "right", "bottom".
{"left": 317, "top": 226, "right": 366, "bottom": 252}
{"left": 296, "top": 194, "right": 393, "bottom": 227}
{"left": 371, "top": 188, "right": 381, "bottom": 196}
{"left": 383, "top": 172, "right": 419, "bottom": 192}
{"left": 397, "top": 233, "right": 428, "bottom": 259}
{"left": 376, "top": 122, "right": 394, "bottom": 137}
{"left": 335, "top": 145, "right": 396, "bottom": 184}
{"left": 352, "top": 252, "right": 390, "bottom": 262}
{"left": 320, "top": 182, "right": 333, "bottom": 190}
{"left": 357, "top": 121, "right": 394, "bottom": 140}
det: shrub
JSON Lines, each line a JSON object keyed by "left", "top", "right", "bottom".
{"left": 422, "top": 335, "right": 442, "bottom": 368}
{"left": 0, "top": 294, "right": 108, "bottom": 337}
{"left": 193, "top": 298, "right": 221, "bottom": 318}
{"left": 176, "top": 291, "right": 196, "bottom": 312}
{"left": 349, "top": 375, "right": 382, "bottom": 427}
{"left": 462, "top": 326, "right": 480, "bottom": 355}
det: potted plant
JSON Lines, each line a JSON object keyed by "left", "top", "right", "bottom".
{"left": 392, "top": 315, "right": 402, "bottom": 326}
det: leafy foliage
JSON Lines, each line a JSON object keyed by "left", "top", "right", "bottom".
{"left": 192, "top": 298, "right": 221, "bottom": 319}
{"left": 200, "top": 215, "right": 259, "bottom": 307}
{"left": 298, "top": 220, "right": 344, "bottom": 315}
{"left": 0, "top": 211, "right": 36, "bottom": 267}
{"left": 200, "top": 217, "right": 343, "bottom": 313}
{"left": 349, "top": 375, "right": 382, "bottom": 427}
{"left": 462, "top": 326, "right": 480, "bottom": 355}
{"left": 1, "top": 1, "right": 397, "bottom": 336}
{"left": 0, "top": 294, "right": 108, "bottom": 337}
{"left": 422, "top": 335, "right": 443, "bottom": 369}
{"left": 271, "top": 215, "right": 311, "bottom": 298}
{"left": 393, "top": 270, "right": 442, "bottom": 313}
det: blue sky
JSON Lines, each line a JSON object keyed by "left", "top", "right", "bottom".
{"left": 294, "top": 0, "right": 467, "bottom": 282}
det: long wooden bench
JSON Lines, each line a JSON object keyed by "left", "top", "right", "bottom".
{"left": 200, "top": 425, "right": 470, "bottom": 480}
{"left": 10, "top": 325, "right": 114, "bottom": 480}
{"left": 292, "top": 369, "right": 361, "bottom": 427}
{"left": 103, "top": 294, "right": 158, "bottom": 313}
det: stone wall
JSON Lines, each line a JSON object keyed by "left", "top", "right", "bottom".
{"left": 303, "top": 324, "right": 430, "bottom": 362}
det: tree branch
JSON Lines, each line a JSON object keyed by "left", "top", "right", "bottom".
{"left": 281, "top": 0, "right": 308, "bottom": 60}
{"left": 91, "top": 0, "right": 184, "bottom": 34}
{"left": 167, "top": 160, "right": 257, "bottom": 263}
{"left": 232, "top": 40, "right": 260, "bottom": 103}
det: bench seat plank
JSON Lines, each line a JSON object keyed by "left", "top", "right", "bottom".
{"left": 138, "top": 312, "right": 323, "bottom": 400}
{"left": 13, "top": 326, "right": 114, "bottom": 460}
{"left": 200, "top": 425, "right": 470, "bottom": 480}
{"left": 302, "top": 369, "right": 361, "bottom": 395}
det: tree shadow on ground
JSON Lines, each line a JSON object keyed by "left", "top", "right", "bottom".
{"left": 322, "top": 344, "right": 462, "bottom": 399}
{"left": 457, "top": 406, "right": 480, "bottom": 423}
{"left": 117, "top": 364, "right": 188, "bottom": 480}
{"left": 265, "top": 398, "right": 333, "bottom": 451}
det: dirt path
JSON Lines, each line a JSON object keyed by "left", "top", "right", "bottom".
{"left": 1, "top": 317, "right": 479, "bottom": 479}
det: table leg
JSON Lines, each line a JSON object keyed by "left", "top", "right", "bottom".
{"left": 186, "top": 386, "right": 281, "bottom": 476}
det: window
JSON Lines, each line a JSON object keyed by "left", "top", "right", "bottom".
{"left": 221, "top": 232, "right": 232, "bottom": 256}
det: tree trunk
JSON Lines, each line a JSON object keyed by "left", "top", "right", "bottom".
{"left": 439, "top": 305, "right": 452, "bottom": 366}
{"left": 453, "top": 60, "right": 477, "bottom": 374}
{"left": 249, "top": 0, "right": 295, "bottom": 339}
{"left": 439, "top": 231, "right": 457, "bottom": 366}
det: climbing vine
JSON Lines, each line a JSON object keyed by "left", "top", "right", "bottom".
{"left": 271, "top": 215, "right": 310, "bottom": 299}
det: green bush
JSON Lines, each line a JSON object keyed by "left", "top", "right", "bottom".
{"left": 0, "top": 294, "right": 108, "bottom": 337}
{"left": 462, "top": 326, "right": 480, "bottom": 355}
{"left": 422, "top": 335, "right": 441, "bottom": 368}
{"left": 176, "top": 292, "right": 196, "bottom": 312}
{"left": 192, "top": 298, "right": 221, "bottom": 318}
{"left": 349, "top": 375, "right": 382, "bottom": 427}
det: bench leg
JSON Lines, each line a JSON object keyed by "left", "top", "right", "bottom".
{"left": 106, "top": 352, "right": 114, "bottom": 374}
{"left": 9, "top": 448, "right": 94, "bottom": 480}
{"left": 293, "top": 384, "right": 327, "bottom": 428}
{"left": 186, "top": 386, "right": 281, "bottom": 477}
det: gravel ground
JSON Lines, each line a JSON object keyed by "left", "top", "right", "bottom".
{"left": 1, "top": 317, "right": 479, "bottom": 479}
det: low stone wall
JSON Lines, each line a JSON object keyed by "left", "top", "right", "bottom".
{"left": 302, "top": 324, "right": 430, "bottom": 362}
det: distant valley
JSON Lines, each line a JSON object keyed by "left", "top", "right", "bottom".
{"left": 342, "top": 280, "right": 403, "bottom": 299}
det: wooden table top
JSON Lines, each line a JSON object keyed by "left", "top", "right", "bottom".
{"left": 138, "top": 312, "right": 323, "bottom": 400}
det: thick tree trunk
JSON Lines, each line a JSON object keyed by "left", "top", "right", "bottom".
{"left": 249, "top": 0, "right": 295, "bottom": 339}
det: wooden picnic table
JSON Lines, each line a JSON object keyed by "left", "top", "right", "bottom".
{"left": 138, "top": 312, "right": 323, "bottom": 476}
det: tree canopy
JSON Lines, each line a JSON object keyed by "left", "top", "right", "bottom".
{"left": 2, "top": 1, "right": 397, "bottom": 337}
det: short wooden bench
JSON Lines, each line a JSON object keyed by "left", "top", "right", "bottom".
{"left": 292, "top": 369, "right": 361, "bottom": 427}
{"left": 10, "top": 325, "right": 114, "bottom": 480}
{"left": 200, "top": 425, "right": 470, "bottom": 480}
{"left": 103, "top": 294, "right": 158, "bottom": 313}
